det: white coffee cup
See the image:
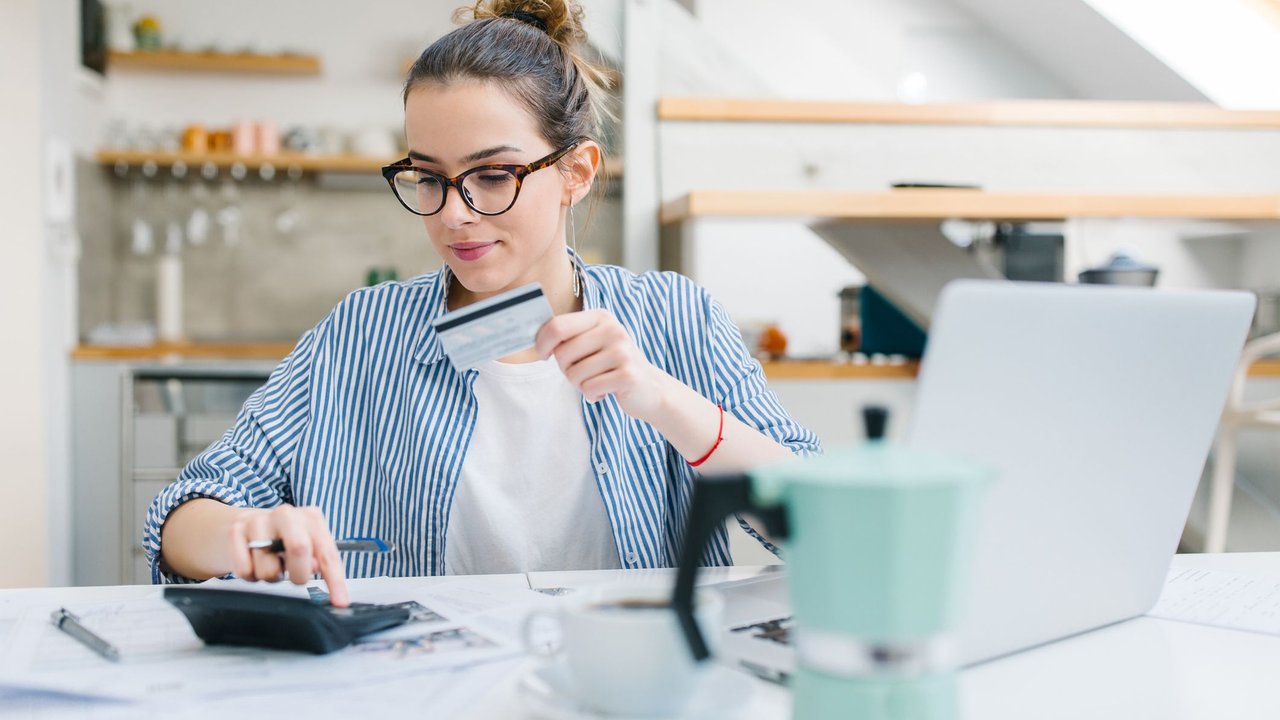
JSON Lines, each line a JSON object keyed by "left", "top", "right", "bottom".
{"left": 522, "top": 582, "right": 724, "bottom": 717}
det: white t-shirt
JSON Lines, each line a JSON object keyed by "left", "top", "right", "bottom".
{"left": 443, "top": 356, "right": 622, "bottom": 575}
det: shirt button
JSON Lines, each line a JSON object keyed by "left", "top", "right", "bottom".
{"left": 596, "top": 462, "right": 608, "bottom": 475}
{"left": 625, "top": 551, "right": 639, "bottom": 565}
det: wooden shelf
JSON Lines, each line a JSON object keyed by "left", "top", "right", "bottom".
{"left": 762, "top": 360, "right": 920, "bottom": 380}
{"left": 661, "top": 190, "right": 1280, "bottom": 224}
{"left": 107, "top": 50, "right": 321, "bottom": 76}
{"left": 1251, "top": 359, "right": 1280, "bottom": 377}
{"left": 657, "top": 98, "right": 1280, "bottom": 130}
{"left": 71, "top": 346, "right": 1280, "bottom": 380}
{"left": 97, "top": 149, "right": 625, "bottom": 179}
{"left": 72, "top": 343, "right": 298, "bottom": 361}
{"left": 761, "top": 358, "right": 1280, "bottom": 380}
{"left": 96, "top": 149, "right": 394, "bottom": 174}
{"left": 71, "top": 346, "right": 923, "bottom": 376}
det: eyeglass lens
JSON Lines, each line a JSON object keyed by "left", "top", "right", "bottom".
{"left": 392, "top": 168, "right": 519, "bottom": 216}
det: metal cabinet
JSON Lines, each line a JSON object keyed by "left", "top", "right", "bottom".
{"left": 72, "top": 361, "right": 273, "bottom": 586}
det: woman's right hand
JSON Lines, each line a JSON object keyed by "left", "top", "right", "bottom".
{"left": 225, "top": 505, "right": 351, "bottom": 607}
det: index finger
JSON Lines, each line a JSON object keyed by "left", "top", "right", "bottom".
{"left": 317, "top": 540, "right": 351, "bottom": 608}
{"left": 534, "top": 311, "right": 603, "bottom": 358}
{"left": 307, "top": 512, "right": 350, "bottom": 607}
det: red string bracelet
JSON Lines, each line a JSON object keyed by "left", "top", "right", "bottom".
{"left": 688, "top": 404, "right": 725, "bottom": 468}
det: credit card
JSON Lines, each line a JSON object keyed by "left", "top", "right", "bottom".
{"left": 432, "top": 282, "right": 554, "bottom": 370}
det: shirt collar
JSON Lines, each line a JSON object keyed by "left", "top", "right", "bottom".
{"left": 412, "top": 248, "right": 599, "bottom": 366}
{"left": 411, "top": 266, "right": 452, "bottom": 366}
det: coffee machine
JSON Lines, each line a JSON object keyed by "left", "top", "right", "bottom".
{"left": 672, "top": 408, "right": 993, "bottom": 719}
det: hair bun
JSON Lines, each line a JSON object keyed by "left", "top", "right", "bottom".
{"left": 463, "top": 0, "right": 587, "bottom": 49}
{"left": 500, "top": 10, "right": 548, "bottom": 32}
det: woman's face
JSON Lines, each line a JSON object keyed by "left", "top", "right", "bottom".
{"left": 403, "top": 80, "right": 574, "bottom": 301}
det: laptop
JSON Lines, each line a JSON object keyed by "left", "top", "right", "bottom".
{"left": 717, "top": 280, "right": 1256, "bottom": 674}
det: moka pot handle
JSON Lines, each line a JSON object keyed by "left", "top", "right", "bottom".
{"left": 671, "top": 472, "right": 789, "bottom": 662}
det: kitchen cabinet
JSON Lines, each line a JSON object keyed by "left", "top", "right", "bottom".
{"left": 71, "top": 360, "right": 274, "bottom": 586}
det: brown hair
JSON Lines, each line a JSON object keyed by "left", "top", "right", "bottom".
{"left": 404, "top": 1, "right": 612, "bottom": 205}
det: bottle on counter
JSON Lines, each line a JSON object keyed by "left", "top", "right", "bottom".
{"left": 156, "top": 252, "right": 184, "bottom": 343}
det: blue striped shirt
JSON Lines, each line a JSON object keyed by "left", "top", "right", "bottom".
{"left": 143, "top": 260, "right": 821, "bottom": 583}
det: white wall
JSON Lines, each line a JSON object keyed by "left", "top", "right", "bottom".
{"left": 0, "top": 0, "right": 52, "bottom": 588}
{"left": 97, "top": 0, "right": 454, "bottom": 142}
{"left": 0, "top": 0, "right": 86, "bottom": 588}
{"left": 660, "top": 119, "right": 1280, "bottom": 354}
{"left": 656, "top": 0, "right": 1280, "bottom": 356}
{"left": 1240, "top": 230, "right": 1280, "bottom": 292}
{"left": 40, "top": 0, "right": 87, "bottom": 588}
{"left": 659, "top": 0, "right": 1072, "bottom": 355}
{"left": 954, "top": 0, "right": 1205, "bottom": 102}
{"left": 1081, "top": 0, "right": 1280, "bottom": 109}
{"left": 98, "top": 1, "right": 623, "bottom": 145}
{"left": 679, "top": 221, "right": 867, "bottom": 358}
{"left": 688, "top": 0, "right": 1071, "bottom": 102}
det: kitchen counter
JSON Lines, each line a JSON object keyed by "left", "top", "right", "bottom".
{"left": 72, "top": 344, "right": 1280, "bottom": 379}
{"left": 72, "top": 342, "right": 297, "bottom": 361}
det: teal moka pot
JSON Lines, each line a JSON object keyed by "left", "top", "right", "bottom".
{"left": 672, "top": 408, "right": 993, "bottom": 720}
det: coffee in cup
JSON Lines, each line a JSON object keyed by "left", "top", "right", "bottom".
{"left": 522, "top": 582, "right": 724, "bottom": 716}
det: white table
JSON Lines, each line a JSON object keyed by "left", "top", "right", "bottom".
{"left": 2, "top": 554, "right": 1278, "bottom": 719}
{"left": 458, "top": 553, "right": 1280, "bottom": 720}
{"left": 957, "top": 552, "right": 1280, "bottom": 720}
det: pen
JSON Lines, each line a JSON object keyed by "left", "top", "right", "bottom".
{"left": 50, "top": 608, "right": 120, "bottom": 662}
{"left": 247, "top": 537, "right": 396, "bottom": 554}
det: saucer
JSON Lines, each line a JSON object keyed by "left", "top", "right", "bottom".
{"left": 517, "top": 658, "right": 754, "bottom": 720}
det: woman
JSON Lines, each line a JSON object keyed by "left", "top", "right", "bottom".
{"left": 145, "top": 0, "right": 819, "bottom": 607}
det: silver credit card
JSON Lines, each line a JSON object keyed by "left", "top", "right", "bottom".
{"left": 432, "top": 282, "right": 554, "bottom": 370}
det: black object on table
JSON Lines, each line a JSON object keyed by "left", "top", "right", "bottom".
{"left": 164, "top": 587, "right": 411, "bottom": 655}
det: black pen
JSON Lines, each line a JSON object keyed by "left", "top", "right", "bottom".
{"left": 50, "top": 608, "right": 120, "bottom": 662}
{"left": 247, "top": 537, "right": 396, "bottom": 553}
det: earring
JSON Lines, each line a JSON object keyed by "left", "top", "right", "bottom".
{"left": 569, "top": 203, "right": 581, "bottom": 299}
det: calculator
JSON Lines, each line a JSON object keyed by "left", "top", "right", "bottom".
{"left": 163, "top": 587, "right": 412, "bottom": 655}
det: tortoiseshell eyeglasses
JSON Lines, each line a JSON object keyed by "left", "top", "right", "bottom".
{"left": 381, "top": 143, "right": 578, "bottom": 217}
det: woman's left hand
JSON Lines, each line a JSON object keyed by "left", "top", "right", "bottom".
{"left": 535, "top": 309, "right": 667, "bottom": 421}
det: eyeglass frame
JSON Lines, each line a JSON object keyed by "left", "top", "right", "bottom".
{"left": 381, "top": 142, "right": 580, "bottom": 217}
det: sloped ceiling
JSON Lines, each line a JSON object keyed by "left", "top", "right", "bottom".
{"left": 1078, "top": 0, "right": 1280, "bottom": 109}
{"left": 952, "top": 0, "right": 1208, "bottom": 101}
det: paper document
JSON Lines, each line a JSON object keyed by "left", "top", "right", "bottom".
{"left": 0, "top": 575, "right": 548, "bottom": 705}
{"left": 1148, "top": 567, "right": 1280, "bottom": 635}
{"left": 55, "top": 598, "right": 204, "bottom": 661}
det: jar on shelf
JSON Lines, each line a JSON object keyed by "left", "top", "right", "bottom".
{"left": 181, "top": 124, "right": 207, "bottom": 153}
{"left": 758, "top": 323, "right": 788, "bottom": 361}
{"left": 132, "top": 14, "right": 162, "bottom": 50}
